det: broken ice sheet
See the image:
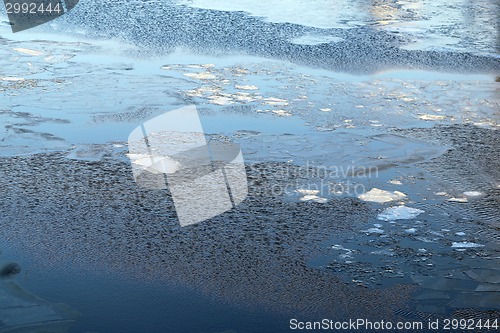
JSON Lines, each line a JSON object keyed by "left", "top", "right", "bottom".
{"left": 448, "top": 197, "right": 468, "bottom": 203}
{"left": 299, "top": 195, "right": 328, "bottom": 203}
{"left": 418, "top": 114, "right": 447, "bottom": 121}
{"left": 296, "top": 189, "right": 320, "bottom": 196}
{"left": 475, "top": 283, "right": 500, "bottom": 292}
{"left": 465, "top": 269, "right": 500, "bottom": 284}
{"left": 377, "top": 206, "right": 424, "bottom": 221}
{"left": 358, "top": 188, "right": 406, "bottom": 203}
{"left": 183, "top": 72, "right": 217, "bottom": 80}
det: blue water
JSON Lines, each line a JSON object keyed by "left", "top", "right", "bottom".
{"left": 1, "top": 241, "right": 292, "bottom": 333}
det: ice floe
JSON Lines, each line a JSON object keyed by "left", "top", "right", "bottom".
{"left": 183, "top": 72, "right": 217, "bottom": 80}
{"left": 272, "top": 109, "right": 292, "bottom": 117}
{"left": 377, "top": 206, "right": 424, "bottom": 221}
{"left": 463, "top": 191, "right": 484, "bottom": 197}
{"left": 13, "top": 47, "right": 43, "bottom": 56}
{"left": 451, "top": 242, "right": 485, "bottom": 249}
{"left": 263, "top": 97, "right": 289, "bottom": 106}
{"left": 296, "top": 189, "right": 327, "bottom": 203}
{"left": 418, "top": 114, "right": 446, "bottom": 121}
{"left": 296, "top": 189, "right": 320, "bottom": 196}
{"left": 235, "top": 85, "right": 258, "bottom": 90}
{"left": 358, "top": 188, "right": 406, "bottom": 203}
{"left": 362, "top": 227, "right": 385, "bottom": 234}
{"left": 448, "top": 197, "right": 468, "bottom": 203}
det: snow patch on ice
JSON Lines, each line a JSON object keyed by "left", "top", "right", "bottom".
{"left": 463, "top": 191, "right": 484, "bottom": 197}
{"left": 183, "top": 72, "right": 217, "bottom": 80}
{"left": 448, "top": 197, "right": 468, "bottom": 203}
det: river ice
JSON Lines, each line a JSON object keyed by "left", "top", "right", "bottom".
{"left": 0, "top": 0, "right": 499, "bottom": 331}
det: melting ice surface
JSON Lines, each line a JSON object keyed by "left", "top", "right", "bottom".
{"left": 178, "top": 0, "right": 499, "bottom": 55}
{"left": 0, "top": 2, "right": 499, "bottom": 331}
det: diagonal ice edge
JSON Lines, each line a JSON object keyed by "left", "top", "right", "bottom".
{"left": 127, "top": 105, "right": 248, "bottom": 227}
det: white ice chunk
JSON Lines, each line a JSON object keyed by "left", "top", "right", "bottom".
{"left": 463, "top": 191, "right": 484, "bottom": 197}
{"left": 405, "top": 228, "right": 417, "bottom": 234}
{"left": 362, "top": 227, "right": 385, "bottom": 234}
{"left": 455, "top": 232, "right": 466, "bottom": 236}
{"left": 451, "top": 242, "right": 485, "bottom": 248}
{"left": 377, "top": 206, "right": 424, "bottom": 221}
{"left": 358, "top": 188, "right": 406, "bottom": 203}
{"left": 296, "top": 189, "right": 320, "bottom": 195}
{"left": 183, "top": 72, "right": 216, "bottom": 80}
{"left": 300, "top": 195, "right": 318, "bottom": 201}
{"left": 13, "top": 47, "right": 43, "bottom": 56}
{"left": 0, "top": 77, "right": 25, "bottom": 81}
{"left": 235, "top": 85, "right": 259, "bottom": 90}
{"left": 448, "top": 197, "right": 468, "bottom": 203}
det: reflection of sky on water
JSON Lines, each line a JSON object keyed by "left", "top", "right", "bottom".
{"left": 180, "top": 0, "right": 498, "bottom": 54}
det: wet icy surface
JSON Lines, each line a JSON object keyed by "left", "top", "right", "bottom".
{"left": 0, "top": 1, "right": 499, "bottom": 332}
